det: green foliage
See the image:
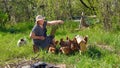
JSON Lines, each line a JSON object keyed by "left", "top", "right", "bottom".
{"left": 0, "top": 11, "right": 8, "bottom": 27}
{"left": 0, "top": 0, "right": 120, "bottom": 31}
{"left": 0, "top": 22, "right": 34, "bottom": 33}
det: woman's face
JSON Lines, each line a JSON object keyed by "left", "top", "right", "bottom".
{"left": 37, "top": 19, "right": 44, "bottom": 25}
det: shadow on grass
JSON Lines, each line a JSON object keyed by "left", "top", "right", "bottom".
{"left": 0, "top": 27, "right": 23, "bottom": 33}
{"left": 0, "top": 23, "right": 33, "bottom": 33}
{"left": 86, "top": 45, "right": 102, "bottom": 59}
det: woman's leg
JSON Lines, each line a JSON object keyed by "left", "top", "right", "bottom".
{"left": 33, "top": 45, "right": 39, "bottom": 53}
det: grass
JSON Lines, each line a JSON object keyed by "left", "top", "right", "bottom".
{"left": 0, "top": 21, "right": 120, "bottom": 68}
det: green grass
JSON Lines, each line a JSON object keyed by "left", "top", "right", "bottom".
{"left": 0, "top": 21, "right": 120, "bottom": 68}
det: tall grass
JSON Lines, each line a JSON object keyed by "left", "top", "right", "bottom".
{"left": 0, "top": 21, "right": 120, "bottom": 67}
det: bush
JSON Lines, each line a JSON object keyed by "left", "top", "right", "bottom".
{"left": 0, "top": 11, "right": 8, "bottom": 27}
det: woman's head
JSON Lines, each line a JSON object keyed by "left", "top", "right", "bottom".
{"left": 35, "top": 15, "right": 45, "bottom": 25}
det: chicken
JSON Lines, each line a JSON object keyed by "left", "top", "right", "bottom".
{"left": 17, "top": 38, "right": 27, "bottom": 47}
{"left": 70, "top": 38, "right": 79, "bottom": 51}
{"left": 59, "top": 37, "right": 71, "bottom": 54}
{"left": 75, "top": 35, "right": 88, "bottom": 52}
{"left": 48, "top": 40, "right": 58, "bottom": 53}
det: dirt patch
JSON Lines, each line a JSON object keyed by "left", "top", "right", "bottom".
{"left": 2, "top": 58, "right": 66, "bottom": 68}
{"left": 94, "top": 43, "right": 120, "bottom": 56}
{"left": 96, "top": 44, "right": 115, "bottom": 52}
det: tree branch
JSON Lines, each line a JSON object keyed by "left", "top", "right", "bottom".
{"left": 80, "top": 0, "right": 91, "bottom": 9}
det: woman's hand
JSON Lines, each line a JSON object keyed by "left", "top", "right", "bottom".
{"left": 57, "top": 20, "right": 64, "bottom": 24}
{"left": 39, "top": 36, "right": 45, "bottom": 40}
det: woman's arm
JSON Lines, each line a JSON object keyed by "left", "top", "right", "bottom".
{"left": 30, "top": 32, "right": 45, "bottom": 40}
{"left": 47, "top": 20, "right": 64, "bottom": 26}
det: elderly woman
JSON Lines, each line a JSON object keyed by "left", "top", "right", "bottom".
{"left": 30, "top": 15, "right": 64, "bottom": 53}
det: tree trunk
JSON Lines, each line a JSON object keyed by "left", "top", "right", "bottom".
{"left": 102, "top": 0, "right": 112, "bottom": 31}
{"left": 3, "top": 0, "right": 10, "bottom": 21}
{"left": 68, "top": 0, "right": 72, "bottom": 20}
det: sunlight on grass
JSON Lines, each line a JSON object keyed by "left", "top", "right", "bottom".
{"left": 0, "top": 21, "right": 120, "bottom": 67}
